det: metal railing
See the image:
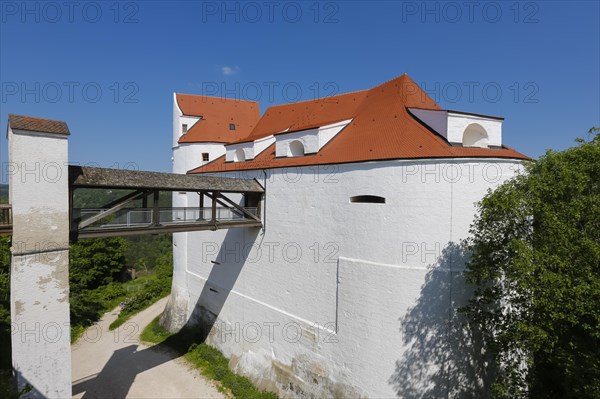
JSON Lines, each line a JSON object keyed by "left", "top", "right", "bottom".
{"left": 73, "top": 206, "right": 258, "bottom": 229}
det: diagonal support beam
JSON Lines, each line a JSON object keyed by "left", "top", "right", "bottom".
{"left": 78, "top": 190, "right": 146, "bottom": 229}
{"left": 209, "top": 192, "right": 261, "bottom": 222}
{"left": 204, "top": 192, "right": 242, "bottom": 217}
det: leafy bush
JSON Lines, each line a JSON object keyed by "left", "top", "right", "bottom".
{"left": 463, "top": 130, "right": 600, "bottom": 397}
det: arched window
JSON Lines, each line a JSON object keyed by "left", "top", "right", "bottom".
{"left": 288, "top": 140, "right": 305, "bottom": 157}
{"left": 462, "top": 123, "right": 489, "bottom": 148}
{"left": 350, "top": 195, "right": 386, "bottom": 204}
{"left": 234, "top": 148, "right": 245, "bottom": 162}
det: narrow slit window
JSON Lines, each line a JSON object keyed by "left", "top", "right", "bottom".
{"left": 350, "top": 195, "right": 386, "bottom": 204}
{"left": 202, "top": 153, "right": 209, "bottom": 162}
{"left": 229, "top": 123, "right": 236, "bottom": 130}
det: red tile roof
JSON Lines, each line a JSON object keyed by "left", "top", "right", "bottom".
{"left": 8, "top": 114, "right": 70, "bottom": 135}
{"left": 230, "top": 90, "right": 369, "bottom": 144}
{"left": 176, "top": 94, "right": 260, "bottom": 144}
{"left": 188, "top": 74, "right": 528, "bottom": 174}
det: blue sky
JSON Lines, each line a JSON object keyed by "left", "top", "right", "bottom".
{"left": 1, "top": 1, "right": 598, "bottom": 179}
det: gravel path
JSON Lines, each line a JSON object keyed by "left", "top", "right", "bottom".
{"left": 71, "top": 297, "right": 225, "bottom": 399}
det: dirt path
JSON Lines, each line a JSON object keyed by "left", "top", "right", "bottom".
{"left": 71, "top": 297, "right": 225, "bottom": 399}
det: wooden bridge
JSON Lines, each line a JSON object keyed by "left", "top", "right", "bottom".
{"left": 0, "top": 165, "right": 264, "bottom": 240}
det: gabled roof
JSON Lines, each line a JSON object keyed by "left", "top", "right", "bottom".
{"left": 176, "top": 94, "right": 260, "bottom": 144}
{"left": 8, "top": 114, "right": 70, "bottom": 135}
{"left": 230, "top": 90, "right": 369, "bottom": 144}
{"left": 189, "top": 74, "right": 528, "bottom": 174}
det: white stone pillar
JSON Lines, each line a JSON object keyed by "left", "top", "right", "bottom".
{"left": 7, "top": 115, "right": 71, "bottom": 398}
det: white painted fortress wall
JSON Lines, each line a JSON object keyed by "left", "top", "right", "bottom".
{"left": 166, "top": 158, "right": 523, "bottom": 397}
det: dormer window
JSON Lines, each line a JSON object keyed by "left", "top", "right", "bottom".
{"left": 182, "top": 124, "right": 188, "bottom": 133}
{"left": 462, "top": 123, "right": 489, "bottom": 148}
{"left": 229, "top": 123, "right": 236, "bottom": 130}
{"left": 288, "top": 140, "right": 305, "bottom": 157}
{"left": 274, "top": 119, "right": 352, "bottom": 158}
{"left": 233, "top": 148, "right": 245, "bottom": 162}
{"left": 408, "top": 108, "right": 502, "bottom": 148}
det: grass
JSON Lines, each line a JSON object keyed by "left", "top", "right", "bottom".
{"left": 71, "top": 273, "right": 172, "bottom": 343}
{"left": 139, "top": 315, "right": 172, "bottom": 344}
{"left": 141, "top": 317, "right": 278, "bottom": 399}
{"left": 0, "top": 370, "right": 32, "bottom": 399}
{"left": 108, "top": 278, "right": 170, "bottom": 331}
{"left": 0, "top": 371, "right": 16, "bottom": 399}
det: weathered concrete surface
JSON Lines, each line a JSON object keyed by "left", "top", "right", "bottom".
{"left": 8, "top": 126, "right": 72, "bottom": 398}
{"left": 72, "top": 297, "right": 225, "bottom": 399}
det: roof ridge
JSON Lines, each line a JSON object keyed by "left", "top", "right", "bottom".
{"left": 262, "top": 89, "right": 370, "bottom": 112}
{"left": 175, "top": 92, "right": 259, "bottom": 104}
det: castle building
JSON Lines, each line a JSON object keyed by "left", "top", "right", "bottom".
{"left": 164, "top": 74, "right": 527, "bottom": 397}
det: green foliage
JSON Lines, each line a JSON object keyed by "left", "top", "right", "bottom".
{"left": 70, "top": 238, "right": 128, "bottom": 291}
{"left": 0, "top": 371, "right": 17, "bottom": 399}
{"left": 463, "top": 131, "right": 600, "bottom": 398}
{"left": 124, "top": 234, "right": 172, "bottom": 273}
{"left": 72, "top": 188, "right": 172, "bottom": 208}
{"left": 186, "top": 343, "right": 278, "bottom": 399}
{"left": 109, "top": 251, "right": 173, "bottom": 330}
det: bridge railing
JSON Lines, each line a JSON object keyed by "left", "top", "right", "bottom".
{"left": 0, "top": 205, "right": 12, "bottom": 228}
{"left": 73, "top": 206, "right": 258, "bottom": 229}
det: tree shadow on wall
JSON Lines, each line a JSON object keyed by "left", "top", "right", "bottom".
{"left": 389, "top": 242, "right": 496, "bottom": 398}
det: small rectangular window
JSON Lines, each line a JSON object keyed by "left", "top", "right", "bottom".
{"left": 229, "top": 123, "right": 236, "bottom": 130}
{"left": 350, "top": 195, "right": 386, "bottom": 204}
{"left": 202, "top": 153, "right": 209, "bottom": 162}
{"left": 182, "top": 124, "right": 188, "bottom": 133}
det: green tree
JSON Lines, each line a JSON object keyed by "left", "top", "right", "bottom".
{"left": 69, "top": 237, "right": 128, "bottom": 291}
{"left": 463, "top": 130, "right": 600, "bottom": 398}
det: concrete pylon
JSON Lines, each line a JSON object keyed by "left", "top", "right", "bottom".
{"left": 7, "top": 115, "right": 72, "bottom": 398}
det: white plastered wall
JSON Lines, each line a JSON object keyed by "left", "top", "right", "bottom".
{"left": 165, "top": 157, "right": 524, "bottom": 398}
{"left": 8, "top": 127, "right": 72, "bottom": 398}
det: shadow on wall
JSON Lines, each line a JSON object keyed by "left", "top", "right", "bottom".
{"left": 389, "top": 242, "right": 496, "bottom": 398}
{"left": 186, "top": 227, "right": 261, "bottom": 341}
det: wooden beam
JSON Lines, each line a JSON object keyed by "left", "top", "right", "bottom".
{"left": 78, "top": 190, "right": 146, "bottom": 229}
{"left": 215, "top": 193, "right": 261, "bottom": 222}
{"left": 75, "top": 220, "right": 262, "bottom": 239}
{"left": 211, "top": 191, "right": 218, "bottom": 224}
{"left": 199, "top": 191, "right": 205, "bottom": 220}
{"left": 152, "top": 190, "right": 160, "bottom": 226}
{"left": 204, "top": 192, "right": 244, "bottom": 218}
